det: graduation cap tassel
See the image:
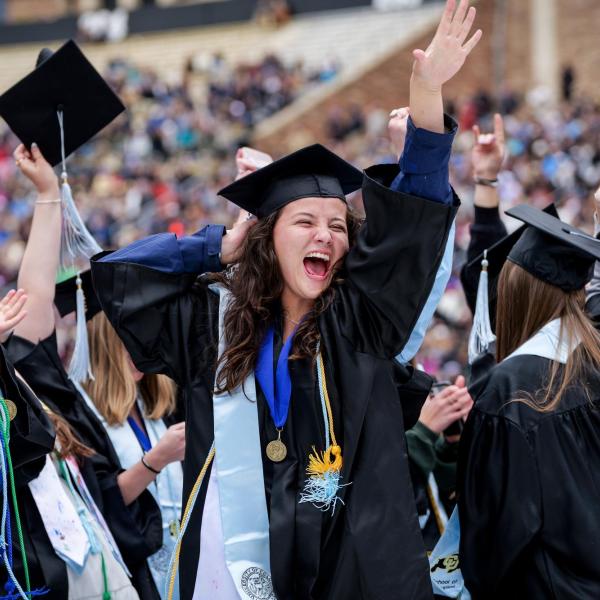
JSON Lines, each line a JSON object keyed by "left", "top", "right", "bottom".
{"left": 55, "top": 110, "right": 100, "bottom": 384}
{"left": 67, "top": 274, "right": 95, "bottom": 384}
{"left": 468, "top": 250, "right": 496, "bottom": 364}
{"left": 57, "top": 110, "right": 102, "bottom": 270}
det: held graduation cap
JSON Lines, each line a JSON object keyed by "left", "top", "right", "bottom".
{"left": 0, "top": 40, "right": 125, "bottom": 383}
{"left": 218, "top": 143, "right": 364, "bottom": 217}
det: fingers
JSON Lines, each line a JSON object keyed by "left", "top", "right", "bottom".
{"left": 30, "top": 142, "right": 42, "bottom": 160}
{"left": 449, "top": 0, "right": 469, "bottom": 38}
{"left": 2, "top": 309, "right": 27, "bottom": 332}
{"left": 437, "top": 0, "right": 456, "bottom": 37}
{"left": 170, "top": 421, "right": 185, "bottom": 431}
{"left": 454, "top": 374, "right": 466, "bottom": 388}
{"left": 2, "top": 291, "right": 28, "bottom": 321}
{"left": 493, "top": 113, "right": 505, "bottom": 146}
{"left": 472, "top": 124, "right": 481, "bottom": 140}
{"left": 0, "top": 289, "right": 16, "bottom": 309}
{"left": 456, "top": 6, "right": 476, "bottom": 45}
{"left": 463, "top": 28, "right": 483, "bottom": 55}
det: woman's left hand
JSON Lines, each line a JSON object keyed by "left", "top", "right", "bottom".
{"left": 411, "top": 0, "right": 482, "bottom": 91}
{"left": 235, "top": 146, "right": 273, "bottom": 180}
{"left": 0, "top": 289, "right": 28, "bottom": 343}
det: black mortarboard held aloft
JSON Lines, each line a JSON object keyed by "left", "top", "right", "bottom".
{"left": 0, "top": 40, "right": 125, "bottom": 383}
{"left": 218, "top": 144, "right": 364, "bottom": 217}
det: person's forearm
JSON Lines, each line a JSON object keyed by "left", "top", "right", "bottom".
{"left": 586, "top": 212, "right": 600, "bottom": 303}
{"left": 99, "top": 224, "right": 225, "bottom": 275}
{"left": 409, "top": 75, "right": 444, "bottom": 134}
{"left": 14, "top": 189, "right": 61, "bottom": 342}
{"left": 116, "top": 446, "right": 166, "bottom": 506}
{"left": 473, "top": 182, "right": 499, "bottom": 208}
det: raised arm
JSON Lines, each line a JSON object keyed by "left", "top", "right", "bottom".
{"left": 411, "top": 0, "right": 480, "bottom": 132}
{"left": 12, "top": 143, "right": 61, "bottom": 343}
{"left": 460, "top": 114, "right": 508, "bottom": 314}
{"left": 585, "top": 184, "right": 600, "bottom": 321}
{"left": 338, "top": 0, "right": 481, "bottom": 359}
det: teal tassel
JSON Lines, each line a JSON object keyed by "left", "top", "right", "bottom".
{"left": 60, "top": 174, "right": 102, "bottom": 269}
{"left": 67, "top": 275, "right": 94, "bottom": 384}
{"left": 299, "top": 470, "right": 349, "bottom": 514}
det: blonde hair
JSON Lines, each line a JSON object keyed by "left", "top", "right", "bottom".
{"left": 83, "top": 312, "right": 176, "bottom": 426}
{"left": 496, "top": 261, "right": 600, "bottom": 412}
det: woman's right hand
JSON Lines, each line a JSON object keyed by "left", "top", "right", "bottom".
{"left": 147, "top": 422, "right": 186, "bottom": 470}
{"left": 13, "top": 143, "right": 59, "bottom": 197}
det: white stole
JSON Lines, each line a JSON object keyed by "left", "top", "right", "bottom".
{"left": 193, "top": 285, "right": 274, "bottom": 600}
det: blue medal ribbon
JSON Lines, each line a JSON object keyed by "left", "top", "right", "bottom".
{"left": 127, "top": 415, "right": 152, "bottom": 453}
{"left": 255, "top": 324, "right": 296, "bottom": 429}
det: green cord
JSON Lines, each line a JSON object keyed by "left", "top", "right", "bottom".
{"left": 100, "top": 553, "right": 111, "bottom": 600}
{"left": 0, "top": 397, "right": 32, "bottom": 598}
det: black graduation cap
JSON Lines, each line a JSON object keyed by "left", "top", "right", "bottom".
{"left": 218, "top": 144, "right": 363, "bottom": 218}
{"left": 0, "top": 39, "right": 125, "bottom": 167}
{"left": 466, "top": 203, "right": 560, "bottom": 286}
{"left": 55, "top": 270, "right": 101, "bottom": 321}
{"left": 505, "top": 204, "right": 600, "bottom": 291}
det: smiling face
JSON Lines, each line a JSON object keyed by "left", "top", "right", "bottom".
{"left": 272, "top": 196, "right": 350, "bottom": 313}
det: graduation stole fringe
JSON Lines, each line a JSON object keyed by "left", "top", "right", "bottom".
{"left": 299, "top": 349, "right": 349, "bottom": 514}
{"left": 56, "top": 110, "right": 102, "bottom": 385}
{"left": 468, "top": 249, "right": 496, "bottom": 364}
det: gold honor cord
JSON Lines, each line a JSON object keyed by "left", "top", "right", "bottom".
{"left": 166, "top": 444, "right": 215, "bottom": 600}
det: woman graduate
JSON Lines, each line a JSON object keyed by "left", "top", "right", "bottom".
{"left": 458, "top": 204, "right": 600, "bottom": 598}
{"left": 1, "top": 42, "right": 168, "bottom": 598}
{"left": 92, "top": 2, "right": 481, "bottom": 598}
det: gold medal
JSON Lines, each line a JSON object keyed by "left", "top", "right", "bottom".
{"left": 266, "top": 429, "right": 287, "bottom": 462}
{"left": 3, "top": 399, "right": 16, "bottom": 421}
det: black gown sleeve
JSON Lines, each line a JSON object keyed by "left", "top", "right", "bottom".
{"left": 460, "top": 205, "right": 507, "bottom": 315}
{"left": 91, "top": 254, "right": 218, "bottom": 387}
{"left": 458, "top": 404, "right": 542, "bottom": 597}
{"left": 0, "top": 344, "right": 55, "bottom": 486}
{"left": 334, "top": 164, "right": 458, "bottom": 358}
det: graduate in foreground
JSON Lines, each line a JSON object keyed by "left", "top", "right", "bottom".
{"left": 91, "top": 2, "right": 481, "bottom": 598}
{"left": 459, "top": 204, "right": 600, "bottom": 599}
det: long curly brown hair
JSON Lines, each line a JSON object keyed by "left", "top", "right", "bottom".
{"left": 213, "top": 205, "right": 362, "bottom": 393}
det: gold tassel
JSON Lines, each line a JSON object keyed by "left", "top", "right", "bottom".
{"left": 307, "top": 444, "right": 343, "bottom": 477}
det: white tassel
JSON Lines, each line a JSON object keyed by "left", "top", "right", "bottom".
{"left": 68, "top": 275, "right": 95, "bottom": 383}
{"left": 59, "top": 173, "right": 102, "bottom": 269}
{"left": 468, "top": 250, "right": 496, "bottom": 364}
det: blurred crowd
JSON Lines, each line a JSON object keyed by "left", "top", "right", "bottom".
{"left": 1, "top": 52, "right": 599, "bottom": 379}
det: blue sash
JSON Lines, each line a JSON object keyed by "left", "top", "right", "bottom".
{"left": 210, "top": 284, "right": 276, "bottom": 600}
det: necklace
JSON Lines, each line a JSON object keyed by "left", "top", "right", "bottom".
{"left": 283, "top": 312, "right": 301, "bottom": 326}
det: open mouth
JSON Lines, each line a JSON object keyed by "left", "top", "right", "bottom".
{"left": 303, "top": 251, "right": 331, "bottom": 280}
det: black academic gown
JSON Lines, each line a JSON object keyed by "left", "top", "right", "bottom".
{"left": 91, "top": 164, "right": 458, "bottom": 600}
{"left": 458, "top": 353, "right": 600, "bottom": 599}
{"left": 0, "top": 343, "right": 57, "bottom": 596}
{"left": 5, "top": 332, "right": 163, "bottom": 600}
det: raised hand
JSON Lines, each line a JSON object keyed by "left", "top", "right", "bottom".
{"left": 388, "top": 106, "right": 410, "bottom": 158}
{"left": 412, "top": 0, "right": 482, "bottom": 91}
{"left": 472, "top": 113, "right": 506, "bottom": 179}
{"left": 0, "top": 289, "right": 28, "bottom": 343}
{"left": 235, "top": 146, "right": 273, "bottom": 181}
{"left": 13, "top": 143, "right": 59, "bottom": 197}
